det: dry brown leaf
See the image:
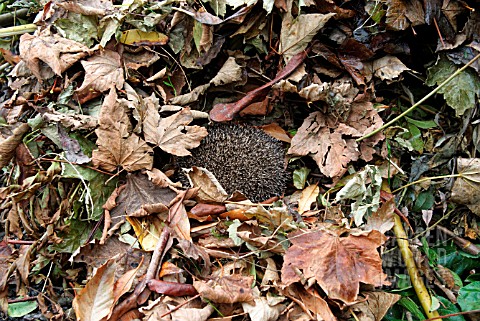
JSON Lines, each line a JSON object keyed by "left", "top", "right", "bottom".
{"left": 72, "top": 258, "right": 117, "bottom": 321}
{"left": 143, "top": 101, "right": 208, "bottom": 156}
{"left": 282, "top": 228, "right": 388, "bottom": 304}
{"left": 350, "top": 291, "right": 401, "bottom": 321}
{"left": 19, "top": 33, "right": 91, "bottom": 80}
{"left": 76, "top": 50, "right": 125, "bottom": 97}
{"left": 184, "top": 167, "right": 229, "bottom": 203}
{"left": 92, "top": 89, "right": 153, "bottom": 172}
{"left": 109, "top": 172, "right": 177, "bottom": 228}
{"left": 450, "top": 158, "right": 480, "bottom": 215}
{"left": 288, "top": 102, "right": 384, "bottom": 180}
{"left": 193, "top": 274, "right": 254, "bottom": 304}
{"left": 385, "top": 0, "right": 425, "bottom": 31}
{"left": 0, "top": 123, "right": 29, "bottom": 168}
{"left": 364, "top": 197, "right": 395, "bottom": 234}
{"left": 298, "top": 184, "right": 319, "bottom": 214}
{"left": 373, "top": 55, "right": 411, "bottom": 81}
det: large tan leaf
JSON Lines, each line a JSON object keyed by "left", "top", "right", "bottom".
{"left": 72, "top": 258, "right": 117, "bottom": 321}
{"left": 92, "top": 89, "right": 152, "bottom": 172}
{"left": 76, "top": 50, "right": 125, "bottom": 97}
{"left": 282, "top": 228, "right": 388, "bottom": 304}
{"left": 144, "top": 103, "right": 208, "bottom": 156}
{"left": 19, "top": 33, "right": 91, "bottom": 79}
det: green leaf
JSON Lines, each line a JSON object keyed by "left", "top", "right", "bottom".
{"left": 405, "top": 117, "right": 437, "bottom": 129}
{"left": 293, "top": 167, "right": 311, "bottom": 189}
{"left": 437, "top": 296, "right": 466, "bottom": 321}
{"left": 458, "top": 281, "right": 480, "bottom": 311}
{"left": 55, "top": 13, "right": 98, "bottom": 47}
{"left": 8, "top": 301, "right": 38, "bottom": 317}
{"left": 426, "top": 57, "right": 480, "bottom": 117}
{"left": 413, "top": 191, "right": 434, "bottom": 211}
{"left": 398, "top": 297, "right": 426, "bottom": 320}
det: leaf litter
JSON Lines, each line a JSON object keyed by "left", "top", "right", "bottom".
{"left": 0, "top": 0, "right": 480, "bottom": 320}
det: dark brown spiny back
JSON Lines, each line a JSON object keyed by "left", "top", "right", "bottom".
{"left": 175, "top": 124, "right": 287, "bottom": 202}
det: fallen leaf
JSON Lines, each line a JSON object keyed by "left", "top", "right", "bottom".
{"left": 143, "top": 103, "right": 208, "bottom": 156}
{"left": 373, "top": 55, "right": 411, "bottom": 81}
{"left": 364, "top": 197, "right": 395, "bottom": 234}
{"left": 92, "top": 89, "right": 153, "bottom": 172}
{"left": 72, "top": 258, "right": 117, "bottom": 321}
{"left": 288, "top": 102, "right": 384, "bottom": 181}
{"left": 19, "top": 33, "right": 91, "bottom": 80}
{"left": 350, "top": 291, "right": 401, "bottom": 321}
{"left": 76, "top": 50, "right": 125, "bottom": 99}
{"left": 282, "top": 228, "right": 388, "bottom": 304}
{"left": 450, "top": 158, "right": 480, "bottom": 215}
{"left": 298, "top": 184, "right": 319, "bottom": 214}
{"left": 193, "top": 274, "right": 254, "bottom": 304}
{"left": 0, "top": 123, "right": 29, "bottom": 168}
{"left": 280, "top": 9, "right": 335, "bottom": 61}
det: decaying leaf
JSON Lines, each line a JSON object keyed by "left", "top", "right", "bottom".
{"left": 282, "top": 228, "right": 388, "bottom": 304}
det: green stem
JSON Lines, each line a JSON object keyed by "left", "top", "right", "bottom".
{"left": 357, "top": 53, "right": 480, "bottom": 142}
{"left": 0, "top": 23, "right": 36, "bottom": 37}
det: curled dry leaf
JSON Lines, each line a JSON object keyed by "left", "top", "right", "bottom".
{"left": 0, "top": 123, "right": 29, "bottom": 168}
{"left": 298, "top": 184, "right": 320, "bottom": 215}
{"left": 184, "top": 166, "right": 229, "bottom": 203}
{"left": 19, "top": 33, "right": 91, "bottom": 80}
{"left": 282, "top": 228, "right": 388, "bottom": 304}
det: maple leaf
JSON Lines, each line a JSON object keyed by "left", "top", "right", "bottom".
{"left": 76, "top": 50, "right": 125, "bottom": 97}
{"left": 92, "top": 89, "right": 152, "bottom": 172}
{"left": 282, "top": 228, "right": 388, "bottom": 304}
{"left": 288, "top": 102, "right": 383, "bottom": 180}
{"left": 143, "top": 97, "right": 208, "bottom": 156}
{"left": 19, "top": 33, "right": 91, "bottom": 80}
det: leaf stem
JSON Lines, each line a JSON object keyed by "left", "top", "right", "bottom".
{"left": 357, "top": 53, "right": 480, "bottom": 142}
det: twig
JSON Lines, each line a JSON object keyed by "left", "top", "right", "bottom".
{"left": 357, "top": 53, "right": 480, "bottom": 142}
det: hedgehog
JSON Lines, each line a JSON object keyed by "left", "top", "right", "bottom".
{"left": 175, "top": 124, "right": 287, "bottom": 202}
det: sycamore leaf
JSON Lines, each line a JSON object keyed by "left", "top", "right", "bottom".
{"left": 92, "top": 89, "right": 152, "bottom": 172}
{"left": 19, "top": 33, "right": 91, "bottom": 80}
{"left": 426, "top": 57, "right": 480, "bottom": 117}
{"left": 143, "top": 100, "right": 208, "bottom": 156}
{"left": 288, "top": 102, "right": 383, "bottom": 181}
{"left": 76, "top": 50, "right": 125, "bottom": 97}
{"left": 282, "top": 228, "right": 388, "bottom": 304}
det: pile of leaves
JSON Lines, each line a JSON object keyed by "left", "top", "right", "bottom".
{"left": 0, "top": 0, "right": 480, "bottom": 320}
